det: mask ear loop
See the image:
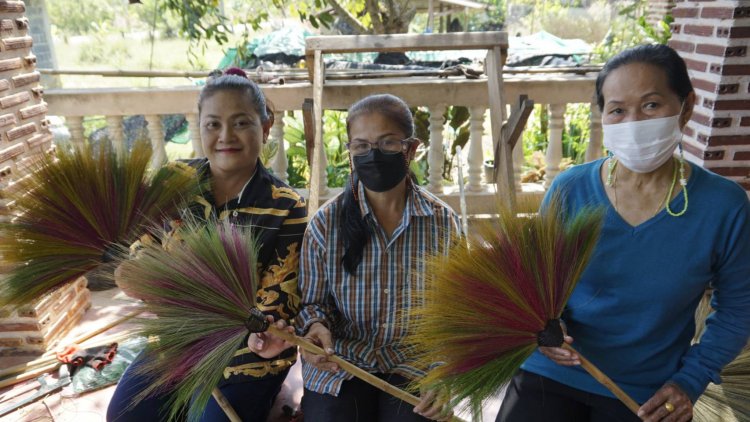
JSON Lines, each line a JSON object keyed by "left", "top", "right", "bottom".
{"left": 666, "top": 101, "right": 689, "bottom": 217}
{"left": 606, "top": 151, "right": 617, "bottom": 187}
{"left": 349, "top": 155, "right": 359, "bottom": 202}
{"left": 403, "top": 139, "right": 414, "bottom": 191}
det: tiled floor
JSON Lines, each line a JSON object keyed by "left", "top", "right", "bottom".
{"left": 0, "top": 288, "right": 502, "bottom": 421}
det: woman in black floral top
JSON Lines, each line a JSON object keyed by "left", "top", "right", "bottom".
{"left": 107, "top": 69, "right": 307, "bottom": 422}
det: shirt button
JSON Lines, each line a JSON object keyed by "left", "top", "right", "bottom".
{"left": 383, "top": 288, "right": 390, "bottom": 294}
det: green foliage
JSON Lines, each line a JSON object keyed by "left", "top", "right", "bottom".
{"left": 77, "top": 30, "right": 132, "bottom": 68}
{"left": 520, "top": 103, "right": 592, "bottom": 181}
{"left": 48, "top": 0, "right": 117, "bottom": 35}
{"left": 280, "top": 110, "right": 351, "bottom": 189}
{"left": 281, "top": 113, "right": 310, "bottom": 188}
{"left": 593, "top": 0, "right": 673, "bottom": 62}
{"left": 468, "top": 0, "right": 505, "bottom": 31}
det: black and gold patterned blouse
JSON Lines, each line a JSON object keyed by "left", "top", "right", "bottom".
{"left": 133, "top": 158, "right": 307, "bottom": 385}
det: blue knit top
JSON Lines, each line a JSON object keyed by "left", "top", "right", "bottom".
{"left": 522, "top": 158, "right": 750, "bottom": 404}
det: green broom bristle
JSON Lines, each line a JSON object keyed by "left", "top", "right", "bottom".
{"left": 0, "top": 141, "right": 199, "bottom": 308}
{"left": 117, "top": 215, "right": 261, "bottom": 421}
{"left": 407, "top": 196, "right": 604, "bottom": 412}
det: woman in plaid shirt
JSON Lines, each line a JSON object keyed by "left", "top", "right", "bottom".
{"left": 296, "top": 94, "right": 461, "bottom": 421}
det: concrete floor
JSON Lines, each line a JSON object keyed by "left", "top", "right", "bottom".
{"left": 0, "top": 288, "right": 502, "bottom": 421}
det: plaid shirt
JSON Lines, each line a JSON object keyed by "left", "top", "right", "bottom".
{"left": 296, "top": 182, "right": 461, "bottom": 396}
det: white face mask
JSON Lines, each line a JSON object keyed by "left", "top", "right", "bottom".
{"left": 603, "top": 114, "right": 682, "bottom": 173}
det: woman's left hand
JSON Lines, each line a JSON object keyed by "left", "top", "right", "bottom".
{"left": 247, "top": 316, "right": 295, "bottom": 359}
{"left": 413, "top": 388, "right": 453, "bottom": 421}
{"left": 637, "top": 382, "right": 692, "bottom": 422}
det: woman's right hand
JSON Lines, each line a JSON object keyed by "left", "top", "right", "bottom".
{"left": 301, "top": 322, "right": 339, "bottom": 372}
{"left": 538, "top": 334, "right": 581, "bottom": 366}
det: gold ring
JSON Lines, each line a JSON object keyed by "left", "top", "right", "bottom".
{"left": 665, "top": 402, "right": 675, "bottom": 413}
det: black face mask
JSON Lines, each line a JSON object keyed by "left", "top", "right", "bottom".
{"left": 352, "top": 149, "right": 408, "bottom": 192}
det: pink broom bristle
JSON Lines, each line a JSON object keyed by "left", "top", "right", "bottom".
{"left": 408, "top": 196, "right": 605, "bottom": 412}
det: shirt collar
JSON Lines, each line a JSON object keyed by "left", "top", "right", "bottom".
{"left": 355, "top": 181, "right": 435, "bottom": 220}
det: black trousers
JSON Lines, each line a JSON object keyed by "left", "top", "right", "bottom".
{"left": 496, "top": 370, "right": 642, "bottom": 422}
{"left": 107, "top": 351, "right": 286, "bottom": 422}
{"left": 302, "top": 373, "right": 431, "bottom": 422}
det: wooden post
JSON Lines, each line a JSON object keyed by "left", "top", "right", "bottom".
{"left": 308, "top": 50, "right": 326, "bottom": 211}
{"left": 486, "top": 46, "right": 514, "bottom": 209}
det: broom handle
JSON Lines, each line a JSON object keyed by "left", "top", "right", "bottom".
{"left": 212, "top": 388, "right": 241, "bottom": 422}
{"left": 0, "top": 362, "right": 59, "bottom": 390}
{"left": 563, "top": 343, "right": 640, "bottom": 415}
{"left": 63, "top": 308, "right": 144, "bottom": 351}
{"left": 0, "top": 308, "right": 144, "bottom": 380}
{"left": 266, "top": 325, "right": 466, "bottom": 422}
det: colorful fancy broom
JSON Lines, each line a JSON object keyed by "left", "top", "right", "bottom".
{"left": 693, "top": 291, "right": 750, "bottom": 422}
{"left": 118, "top": 215, "right": 467, "bottom": 422}
{"left": 408, "top": 197, "right": 640, "bottom": 414}
{"left": 0, "top": 140, "right": 199, "bottom": 307}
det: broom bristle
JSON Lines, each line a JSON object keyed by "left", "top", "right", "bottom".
{"left": 693, "top": 292, "right": 750, "bottom": 421}
{"left": 117, "top": 215, "right": 260, "bottom": 421}
{"left": 408, "top": 196, "right": 604, "bottom": 410}
{"left": 0, "top": 141, "right": 199, "bottom": 307}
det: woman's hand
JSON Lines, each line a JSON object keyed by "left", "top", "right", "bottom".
{"left": 413, "top": 387, "right": 453, "bottom": 421}
{"left": 538, "top": 322, "right": 580, "bottom": 366}
{"left": 247, "top": 316, "right": 295, "bottom": 359}
{"left": 638, "top": 382, "right": 692, "bottom": 422}
{"left": 301, "top": 322, "right": 339, "bottom": 372}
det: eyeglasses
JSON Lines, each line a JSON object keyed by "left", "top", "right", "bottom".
{"left": 346, "top": 137, "right": 416, "bottom": 157}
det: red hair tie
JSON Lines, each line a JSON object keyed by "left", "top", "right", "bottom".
{"left": 223, "top": 67, "right": 248, "bottom": 78}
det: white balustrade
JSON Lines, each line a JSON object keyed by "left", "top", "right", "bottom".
{"left": 186, "top": 113, "right": 204, "bottom": 158}
{"left": 105, "top": 115, "right": 125, "bottom": 156}
{"left": 428, "top": 104, "right": 446, "bottom": 192}
{"left": 544, "top": 104, "right": 566, "bottom": 188}
{"left": 587, "top": 102, "right": 603, "bottom": 163}
{"left": 270, "top": 114, "right": 288, "bottom": 183}
{"left": 45, "top": 73, "right": 599, "bottom": 214}
{"left": 145, "top": 115, "right": 166, "bottom": 168}
{"left": 467, "top": 107, "right": 485, "bottom": 191}
{"left": 66, "top": 116, "right": 84, "bottom": 146}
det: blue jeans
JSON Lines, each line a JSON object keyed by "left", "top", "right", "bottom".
{"left": 107, "top": 352, "right": 286, "bottom": 422}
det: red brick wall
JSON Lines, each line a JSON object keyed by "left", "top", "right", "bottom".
{"left": 0, "top": 0, "right": 90, "bottom": 356}
{"left": 669, "top": 1, "right": 750, "bottom": 191}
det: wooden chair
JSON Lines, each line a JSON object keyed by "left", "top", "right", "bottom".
{"left": 303, "top": 32, "right": 512, "bottom": 211}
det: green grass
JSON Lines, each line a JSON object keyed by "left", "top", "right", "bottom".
{"left": 53, "top": 35, "right": 237, "bottom": 88}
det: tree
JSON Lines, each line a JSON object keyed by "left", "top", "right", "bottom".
{"left": 155, "top": 0, "right": 420, "bottom": 55}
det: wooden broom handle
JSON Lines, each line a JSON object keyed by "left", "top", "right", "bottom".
{"left": 212, "top": 388, "right": 241, "bottom": 422}
{"left": 266, "top": 325, "right": 467, "bottom": 422}
{"left": 562, "top": 343, "right": 640, "bottom": 415}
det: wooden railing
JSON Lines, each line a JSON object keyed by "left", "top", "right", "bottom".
{"left": 45, "top": 73, "right": 602, "bottom": 214}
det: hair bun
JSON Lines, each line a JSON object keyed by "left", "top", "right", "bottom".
{"left": 223, "top": 67, "right": 249, "bottom": 78}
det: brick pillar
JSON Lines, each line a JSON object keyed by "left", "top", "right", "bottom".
{"left": 0, "top": 0, "right": 90, "bottom": 356}
{"left": 668, "top": 1, "right": 750, "bottom": 191}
